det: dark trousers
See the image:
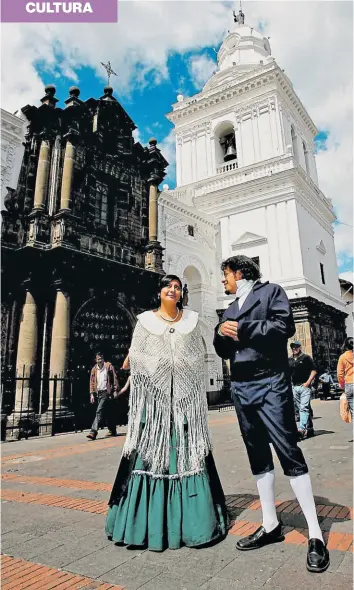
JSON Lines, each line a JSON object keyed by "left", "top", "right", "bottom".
{"left": 91, "top": 390, "right": 116, "bottom": 434}
{"left": 321, "top": 383, "right": 331, "bottom": 399}
{"left": 231, "top": 372, "right": 308, "bottom": 477}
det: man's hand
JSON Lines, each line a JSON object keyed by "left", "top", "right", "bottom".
{"left": 90, "top": 394, "right": 95, "bottom": 404}
{"left": 113, "top": 391, "right": 119, "bottom": 398}
{"left": 220, "top": 321, "right": 239, "bottom": 341}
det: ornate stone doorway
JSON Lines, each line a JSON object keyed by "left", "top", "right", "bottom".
{"left": 71, "top": 296, "right": 134, "bottom": 373}
{"left": 70, "top": 296, "right": 134, "bottom": 427}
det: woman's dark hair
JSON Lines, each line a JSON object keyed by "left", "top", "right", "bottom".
{"left": 95, "top": 351, "right": 104, "bottom": 358}
{"left": 221, "top": 255, "right": 262, "bottom": 281}
{"left": 342, "top": 337, "right": 354, "bottom": 352}
{"left": 157, "top": 274, "right": 183, "bottom": 309}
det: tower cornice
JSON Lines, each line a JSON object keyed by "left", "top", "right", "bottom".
{"left": 167, "top": 63, "right": 317, "bottom": 137}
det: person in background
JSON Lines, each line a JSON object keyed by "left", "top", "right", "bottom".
{"left": 87, "top": 352, "right": 119, "bottom": 440}
{"left": 289, "top": 342, "right": 317, "bottom": 440}
{"left": 337, "top": 337, "right": 354, "bottom": 417}
{"left": 318, "top": 368, "right": 334, "bottom": 401}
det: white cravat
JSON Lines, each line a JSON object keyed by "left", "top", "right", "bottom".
{"left": 235, "top": 279, "right": 255, "bottom": 309}
{"left": 218, "top": 279, "right": 255, "bottom": 337}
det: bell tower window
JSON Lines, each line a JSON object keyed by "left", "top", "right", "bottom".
{"left": 303, "top": 141, "right": 310, "bottom": 175}
{"left": 214, "top": 122, "right": 238, "bottom": 173}
{"left": 291, "top": 125, "right": 299, "bottom": 160}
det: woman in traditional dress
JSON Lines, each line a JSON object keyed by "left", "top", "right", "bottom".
{"left": 106, "top": 275, "right": 227, "bottom": 551}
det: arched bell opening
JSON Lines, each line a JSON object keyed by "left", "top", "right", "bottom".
{"left": 214, "top": 121, "right": 238, "bottom": 168}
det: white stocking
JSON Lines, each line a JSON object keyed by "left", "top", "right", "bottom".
{"left": 289, "top": 473, "right": 324, "bottom": 542}
{"left": 255, "top": 470, "right": 279, "bottom": 532}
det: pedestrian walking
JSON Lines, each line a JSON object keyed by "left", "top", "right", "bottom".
{"left": 214, "top": 255, "right": 329, "bottom": 573}
{"left": 106, "top": 275, "right": 227, "bottom": 551}
{"left": 318, "top": 368, "right": 334, "bottom": 400}
{"left": 86, "top": 352, "right": 119, "bottom": 441}
{"left": 337, "top": 337, "right": 354, "bottom": 417}
{"left": 289, "top": 342, "right": 317, "bottom": 439}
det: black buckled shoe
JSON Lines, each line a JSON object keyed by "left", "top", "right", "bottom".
{"left": 307, "top": 538, "right": 330, "bottom": 573}
{"left": 236, "top": 522, "right": 284, "bottom": 551}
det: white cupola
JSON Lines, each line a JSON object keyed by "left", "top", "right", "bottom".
{"left": 204, "top": 8, "right": 272, "bottom": 92}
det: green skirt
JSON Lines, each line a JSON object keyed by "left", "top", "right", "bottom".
{"left": 105, "top": 427, "right": 227, "bottom": 552}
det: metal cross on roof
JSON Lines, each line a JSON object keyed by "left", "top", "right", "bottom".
{"left": 100, "top": 61, "right": 118, "bottom": 85}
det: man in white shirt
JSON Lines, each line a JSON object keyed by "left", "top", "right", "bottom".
{"left": 87, "top": 352, "right": 119, "bottom": 440}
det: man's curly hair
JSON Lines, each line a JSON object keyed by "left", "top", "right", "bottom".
{"left": 221, "top": 255, "right": 261, "bottom": 281}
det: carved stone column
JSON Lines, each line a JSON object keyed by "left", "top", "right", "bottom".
{"left": 41, "top": 287, "right": 72, "bottom": 431}
{"left": 148, "top": 183, "right": 159, "bottom": 242}
{"left": 60, "top": 138, "right": 76, "bottom": 211}
{"left": 7, "top": 289, "right": 38, "bottom": 439}
{"left": 33, "top": 138, "right": 51, "bottom": 210}
{"left": 144, "top": 138, "right": 167, "bottom": 273}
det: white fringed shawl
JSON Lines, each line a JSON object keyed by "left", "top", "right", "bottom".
{"left": 122, "top": 309, "right": 212, "bottom": 477}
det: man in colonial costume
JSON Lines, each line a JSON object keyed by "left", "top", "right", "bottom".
{"left": 214, "top": 255, "right": 329, "bottom": 573}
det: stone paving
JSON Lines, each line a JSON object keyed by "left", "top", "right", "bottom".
{"left": 1, "top": 399, "right": 353, "bottom": 589}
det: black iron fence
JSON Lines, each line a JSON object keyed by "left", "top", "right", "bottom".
{"left": 213, "top": 373, "right": 233, "bottom": 411}
{"left": 1, "top": 366, "right": 232, "bottom": 442}
{"left": 0, "top": 365, "right": 129, "bottom": 442}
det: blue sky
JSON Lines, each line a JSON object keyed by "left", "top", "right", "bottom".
{"left": 36, "top": 47, "right": 220, "bottom": 189}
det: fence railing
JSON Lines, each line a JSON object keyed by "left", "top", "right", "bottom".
{"left": 1, "top": 366, "right": 232, "bottom": 441}
{"left": 1, "top": 366, "right": 101, "bottom": 442}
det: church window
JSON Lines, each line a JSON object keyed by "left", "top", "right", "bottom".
{"left": 188, "top": 225, "right": 194, "bottom": 237}
{"left": 303, "top": 141, "right": 310, "bottom": 175}
{"left": 291, "top": 125, "right": 298, "bottom": 160}
{"left": 94, "top": 181, "right": 108, "bottom": 225}
{"left": 320, "top": 263, "right": 325, "bottom": 285}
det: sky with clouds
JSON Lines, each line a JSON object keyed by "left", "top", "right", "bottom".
{"left": 1, "top": 0, "right": 353, "bottom": 274}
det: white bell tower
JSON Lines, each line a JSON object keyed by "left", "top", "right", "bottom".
{"left": 160, "top": 7, "right": 347, "bottom": 380}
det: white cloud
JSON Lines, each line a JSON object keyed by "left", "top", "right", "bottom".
{"left": 159, "top": 129, "right": 176, "bottom": 185}
{"left": 1, "top": 1, "right": 352, "bottom": 262}
{"left": 188, "top": 54, "right": 216, "bottom": 88}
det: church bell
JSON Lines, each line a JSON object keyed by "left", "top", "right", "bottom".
{"left": 224, "top": 144, "right": 237, "bottom": 162}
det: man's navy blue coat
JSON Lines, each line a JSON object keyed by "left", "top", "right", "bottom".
{"left": 214, "top": 281, "right": 296, "bottom": 381}
{"left": 213, "top": 281, "right": 308, "bottom": 476}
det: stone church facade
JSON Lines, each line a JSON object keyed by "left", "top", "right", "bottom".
{"left": 160, "top": 11, "right": 347, "bottom": 390}
{"left": 1, "top": 84, "right": 167, "bottom": 439}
